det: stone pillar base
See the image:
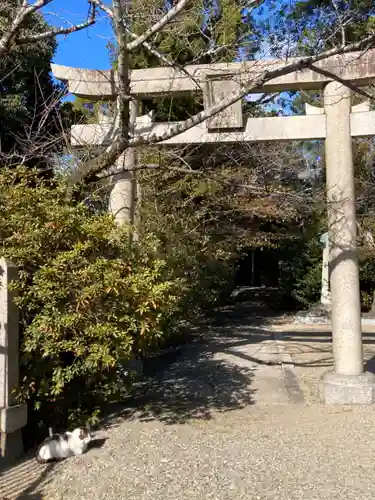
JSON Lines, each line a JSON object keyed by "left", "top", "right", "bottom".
{"left": 1, "top": 429, "right": 24, "bottom": 462}
{"left": 295, "top": 301, "right": 331, "bottom": 324}
{"left": 0, "top": 404, "right": 27, "bottom": 459}
{"left": 319, "top": 370, "right": 375, "bottom": 405}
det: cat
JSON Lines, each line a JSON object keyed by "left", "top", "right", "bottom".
{"left": 36, "top": 427, "right": 92, "bottom": 464}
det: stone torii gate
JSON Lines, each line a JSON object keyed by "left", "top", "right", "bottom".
{"left": 52, "top": 51, "right": 375, "bottom": 405}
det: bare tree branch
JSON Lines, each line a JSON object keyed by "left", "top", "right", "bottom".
{"left": 73, "top": 33, "right": 375, "bottom": 182}
{"left": 90, "top": 0, "right": 202, "bottom": 89}
{"left": 130, "top": 37, "right": 375, "bottom": 148}
{"left": 16, "top": 13, "right": 97, "bottom": 45}
{"left": 89, "top": 0, "right": 113, "bottom": 17}
{"left": 112, "top": 0, "right": 131, "bottom": 140}
{"left": 331, "top": 0, "right": 346, "bottom": 47}
{"left": 69, "top": 0, "right": 132, "bottom": 183}
{"left": 3, "top": 0, "right": 375, "bottom": 198}
{"left": 0, "top": 0, "right": 96, "bottom": 57}
{"left": 125, "top": 0, "right": 191, "bottom": 51}
{"left": 130, "top": 35, "right": 202, "bottom": 89}
{"left": 309, "top": 63, "right": 374, "bottom": 101}
{"left": 0, "top": 0, "right": 51, "bottom": 57}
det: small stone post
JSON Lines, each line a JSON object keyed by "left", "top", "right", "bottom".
{"left": 0, "top": 258, "right": 27, "bottom": 460}
{"left": 319, "top": 81, "right": 375, "bottom": 404}
{"left": 319, "top": 232, "right": 331, "bottom": 307}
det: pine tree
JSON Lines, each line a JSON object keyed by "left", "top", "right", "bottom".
{"left": 262, "top": 0, "right": 375, "bottom": 57}
{"left": 291, "top": 0, "right": 374, "bottom": 53}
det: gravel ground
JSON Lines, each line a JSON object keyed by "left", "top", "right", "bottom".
{"left": 3, "top": 314, "right": 375, "bottom": 500}
{"left": 5, "top": 405, "right": 375, "bottom": 500}
{"left": 274, "top": 323, "right": 375, "bottom": 404}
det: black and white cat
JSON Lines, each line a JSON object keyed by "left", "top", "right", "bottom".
{"left": 36, "top": 427, "right": 93, "bottom": 463}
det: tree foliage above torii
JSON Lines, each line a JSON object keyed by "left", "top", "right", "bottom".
{"left": 1, "top": 0, "right": 375, "bottom": 183}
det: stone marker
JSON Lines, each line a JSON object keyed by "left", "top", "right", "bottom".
{"left": 0, "top": 258, "right": 27, "bottom": 460}
{"left": 320, "top": 232, "right": 331, "bottom": 308}
{"left": 203, "top": 73, "right": 243, "bottom": 130}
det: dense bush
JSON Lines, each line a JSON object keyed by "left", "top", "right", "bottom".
{"left": 0, "top": 166, "right": 238, "bottom": 443}
{"left": 138, "top": 168, "right": 241, "bottom": 318}
{"left": 0, "top": 167, "right": 185, "bottom": 435}
{"left": 278, "top": 228, "right": 375, "bottom": 312}
{"left": 359, "top": 242, "right": 375, "bottom": 311}
{"left": 278, "top": 236, "right": 322, "bottom": 308}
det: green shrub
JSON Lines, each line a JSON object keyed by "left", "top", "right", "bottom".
{"left": 0, "top": 167, "right": 182, "bottom": 432}
{"left": 138, "top": 169, "right": 241, "bottom": 319}
{"left": 277, "top": 235, "right": 322, "bottom": 309}
{"left": 359, "top": 244, "right": 375, "bottom": 311}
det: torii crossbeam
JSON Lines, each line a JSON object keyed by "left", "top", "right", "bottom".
{"left": 52, "top": 51, "right": 375, "bottom": 406}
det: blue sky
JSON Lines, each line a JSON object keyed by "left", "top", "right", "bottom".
{"left": 44, "top": 0, "right": 275, "bottom": 69}
{"left": 43, "top": 0, "right": 113, "bottom": 69}
{"left": 44, "top": 0, "right": 287, "bottom": 108}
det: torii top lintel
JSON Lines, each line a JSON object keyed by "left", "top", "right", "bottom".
{"left": 51, "top": 50, "right": 375, "bottom": 100}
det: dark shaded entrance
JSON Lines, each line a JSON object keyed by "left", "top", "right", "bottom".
{"left": 235, "top": 248, "right": 280, "bottom": 287}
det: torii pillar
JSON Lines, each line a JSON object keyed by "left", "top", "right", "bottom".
{"left": 99, "top": 101, "right": 139, "bottom": 231}
{"left": 50, "top": 53, "right": 375, "bottom": 404}
{"left": 319, "top": 81, "right": 375, "bottom": 404}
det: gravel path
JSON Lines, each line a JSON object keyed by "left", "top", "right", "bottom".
{"left": 3, "top": 308, "right": 375, "bottom": 500}
{"left": 274, "top": 323, "right": 375, "bottom": 403}
{"left": 6, "top": 405, "right": 375, "bottom": 500}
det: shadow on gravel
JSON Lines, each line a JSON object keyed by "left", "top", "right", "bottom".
{"left": 0, "top": 291, "right": 280, "bottom": 498}
{"left": 104, "top": 340, "right": 257, "bottom": 426}
{"left": 101, "top": 296, "right": 375, "bottom": 427}
{"left": 102, "top": 304, "right": 375, "bottom": 427}
{"left": 0, "top": 435, "right": 108, "bottom": 500}
{"left": 0, "top": 453, "right": 56, "bottom": 500}
{"left": 100, "top": 299, "right": 282, "bottom": 427}
{"left": 280, "top": 330, "right": 375, "bottom": 369}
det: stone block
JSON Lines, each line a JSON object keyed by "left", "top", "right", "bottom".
{"left": 352, "top": 100, "right": 370, "bottom": 113}
{"left": 319, "top": 370, "right": 375, "bottom": 405}
{"left": 203, "top": 74, "right": 243, "bottom": 130}
{"left": 1, "top": 429, "right": 24, "bottom": 460}
{"left": 0, "top": 258, "right": 20, "bottom": 409}
{"left": 1, "top": 404, "right": 27, "bottom": 433}
{"left": 0, "top": 258, "right": 26, "bottom": 460}
{"left": 305, "top": 103, "right": 324, "bottom": 115}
